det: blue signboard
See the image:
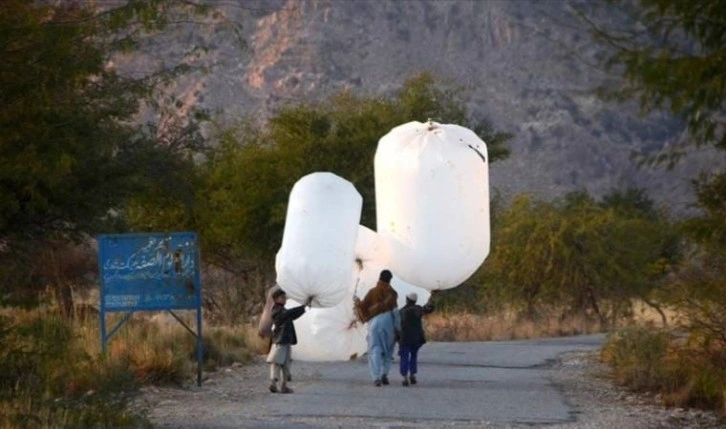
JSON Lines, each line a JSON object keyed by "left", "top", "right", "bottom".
{"left": 98, "top": 232, "right": 204, "bottom": 386}
{"left": 98, "top": 232, "right": 201, "bottom": 311}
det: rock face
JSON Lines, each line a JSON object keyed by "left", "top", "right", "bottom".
{"left": 144, "top": 0, "right": 720, "bottom": 214}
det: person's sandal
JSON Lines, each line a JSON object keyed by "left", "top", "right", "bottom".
{"left": 402, "top": 376, "right": 409, "bottom": 387}
{"left": 381, "top": 375, "right": 389, "bottom": 385}
{"left": 269, "top": 383, "right": 278, "bottom": 393}
{"left": 280, "top": 386, "right": 294, "bottom": 394}
{"left": 410, "top": 375, "right": 417, "bottom": 385}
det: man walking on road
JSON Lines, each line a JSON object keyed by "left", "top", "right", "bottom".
{"left": 354, "top": 269, "right": 400, "bottom": 386}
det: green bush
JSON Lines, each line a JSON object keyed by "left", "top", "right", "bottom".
{"left": 671, "top": 340, "right": 726, "bottom": 412}
{"left": 603, "top": 326, "right": 726, "bottom": 415}
{"left": 601, "top": 326, "right": 673, "bottom": 391}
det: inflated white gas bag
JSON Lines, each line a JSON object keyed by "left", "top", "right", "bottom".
{"left": 292, "top": 226, "right": 382, "bottom": 362}
{"left": 275, "top": 172, "right": 362, "bottom": 307}
{"left": 291, "top": 226, "right": 430, "bottom": 361}
{"left": 288, "top": 285, "right": 367, "bottom": 362}
{"left": 375, "top": 120, "right": 490, "bottom": 290}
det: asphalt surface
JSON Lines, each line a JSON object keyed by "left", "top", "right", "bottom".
{"left": 149, "top": 334, "right": 606, "bottom": 428}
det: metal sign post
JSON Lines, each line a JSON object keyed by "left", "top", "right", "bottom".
{"left": 97, "top": 232, "right": 204, "bottom": 386}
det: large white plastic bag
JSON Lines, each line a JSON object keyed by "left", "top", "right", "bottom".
{"left": 291, "top": 226, "right": 381, "bottom": 362}
{"left": 290, "top": 226, "right": 425, "bottom": 362}
{"left": 275, "top": 172, "right": 362, "bottom": 307}
{"left": 375, "top": 120, "right": 490, "bottom": 290}
{"left": 350, "top": 225, "right": 385, "bottom": 296}
{"left": 287, "top": 286, "right": 367, "bottom": 362}
{"left": 289, "top": 256, "right": 428, "bottom": 362}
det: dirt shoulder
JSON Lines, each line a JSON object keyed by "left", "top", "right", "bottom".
{"left": 546, "top": 351, "right": 723, "bottom": 429}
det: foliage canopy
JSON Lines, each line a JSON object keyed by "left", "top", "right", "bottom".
{"left": 0, "top": 0, "right": 213, "bottom": 249}
{"left": 461, "top": 188, "right": 678, "bottom": 325}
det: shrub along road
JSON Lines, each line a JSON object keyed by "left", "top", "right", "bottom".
{"left": 143, "top": 334, "right": 721, "bottom": 428}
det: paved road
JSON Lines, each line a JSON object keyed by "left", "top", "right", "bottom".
{"left": 149, "top": 334, "right": 606, "bottom": 428}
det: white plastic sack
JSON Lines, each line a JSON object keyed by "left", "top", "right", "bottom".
{"left": 375, "top": 120, "right": 490, "bottom": 290}
{"left": 275, "top": 172, "right": 362, "bottom": 307}
{"left": 350, "top": 225, "right": 385, "bottom": 296}
{"left": 292, "top": 259, "right": 429, "bottom": 362}
{"left": 291, "top": 226, "right": 378, "bottom": 362}
{"left": 288, "top": 285, "right": 367, "bottom": 362}
{"left": 291, "top": 226, "right": 430, "bottom": 361}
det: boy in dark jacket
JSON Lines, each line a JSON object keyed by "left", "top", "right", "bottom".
{"left": 398, "top": 292, "right": 434, "bottom": 386}
{"left": 266, "top": 289, "right": 311, "bottom": 393}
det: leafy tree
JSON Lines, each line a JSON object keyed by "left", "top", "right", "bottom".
{"left": 0, "top": 1, "right": 239, "bottom": 307}
{"left": 664, "top": 172, "right": 726, "bottom": 346}
{"left": 193, "top": 125, "right": 282, "bottom": 277}
{"left": 482, "top": 194, "right": 561, "bottom": 317}
{"left": 0, "top": 0, "right": 216, "bottom": 249}
{"left": 684, "top": 173, "right": 726, "bottom": 252}
{"left": 480, "top": 190, "right": 677, "bottom": 325}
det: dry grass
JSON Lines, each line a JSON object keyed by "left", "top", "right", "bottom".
{"left": 425, "top": 310, "right": 603, "bottom": 342}
{"left": 0, "top": 307, "right": 147, "bottom": 428}
{"left": 602, "top": 327, "right": 726, "bottom": 416}
{"left": 90, "top": 311, "right": 261, "bottom": 381}
{"left": 425, "top": 299, "right": 680, "bottom": 343}
{"left": 0, "top": 302, "right": 261, "bottom": 429}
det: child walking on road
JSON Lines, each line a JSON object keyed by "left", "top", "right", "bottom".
{"left": 398, "top": 292, "right": 434, "bottom": 386}
{"left": 266, "top": 289, "right": 311, "bottom": 393}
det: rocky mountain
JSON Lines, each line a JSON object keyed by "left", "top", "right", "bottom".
{"left": 132, "top": 0, "right": 722, "bottom": 215}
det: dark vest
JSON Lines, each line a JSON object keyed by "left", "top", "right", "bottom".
{"left": 270, "top": 303, "right": 306, "bottom": 345}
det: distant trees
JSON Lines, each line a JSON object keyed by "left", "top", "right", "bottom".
{"left": 578, "top": 0, "right": 725, "bottom": 284}
{"left": 465, "top": 189, "right": 677, "bottom": 326}
{"left": 433, "top": 0, "right": 726, "bottom": 324}
{"left": 581, "top": 0, "right": 726, "bottom": 320}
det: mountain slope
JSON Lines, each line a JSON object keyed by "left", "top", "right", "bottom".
{"left": 141, "top": 0, "right": 721, "bottom": 214}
